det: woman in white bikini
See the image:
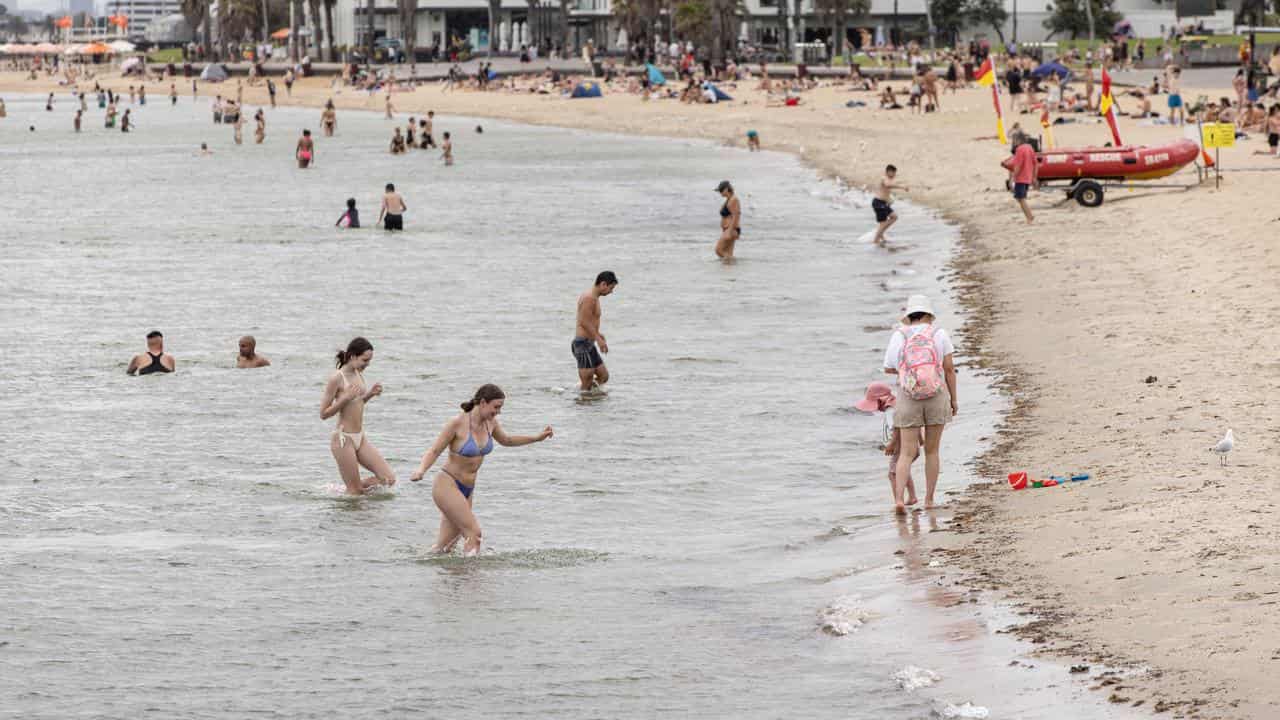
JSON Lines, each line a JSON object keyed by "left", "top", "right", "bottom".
{"left": 409, "top": 384, "right": 553, "bottom": 556}
{"left": 319, "top": 337, "right": 397, "bottom": 494}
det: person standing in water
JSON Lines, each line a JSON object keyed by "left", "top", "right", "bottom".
{"left": 138, "top": 85, "right": 147, "bottom": 105}
{"left": 422, "top": 110, "right": 436, "bottom": 148}
{"left": 296, "top": 129, "right": 314, "bottom": 168}
{"left": 715, "top": 180, "right": 741, "bottom": 259}
{"left": 46, "top": 92, "right": 54, "bottom": 111}
{"left": 235, "top": 336, "right": 271, "bottom": 368}
{"left": 170, "top": 82, "right": 178, "bottom": 106}
{"left": 232, "top": 112, "right": 244, "bottom": 145}
{"left": 336, "top": 198, "right": 360, "bottom": 228}
{"left": 572, "top": 271, "right": 618, "bottom": 392}
{"left": 409, "top": 384, "right": 554, "bottom": 556}
{"left": 385, "top": 91, "right": 395, "bottom": 119}
{"left": 441, "top": 132, "right": 453, "bottom": 165}
{"left": 882, "top": 295, "right": 957, "bottom": 513}
{"left": 253, "top": 109, "right": 265, "bottom": 144}
{"left": 105, "top": 99, "right": 118, "bottom": 128}
{"left": 267, "top": 78, "right": 277, "bottom": 108}
{"left": 377, "top": 183, "right": 406, "bottom": 230}
{"left": 127, "top": 330, "right": 176, "bottom": 375}
{"left": 319, "top": 337, "right": 397, "bottom": 495}
{"left": 74, "top": 109, "right": 82, "bottom": 132}
{"left": 872, "top": 164, "right": 908, "bottom": 245}
{"left": 321, "top": 100, "right": 336, "bottom": 136}
{"left": 120, "top": 109, "right": 132, "bottom": 133}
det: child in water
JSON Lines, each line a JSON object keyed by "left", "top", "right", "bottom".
{"left": 336, "top": 198, "right": 360, "bottom": 228}
{"left": 854, "top": 382, "right": 920, "bottom": 506}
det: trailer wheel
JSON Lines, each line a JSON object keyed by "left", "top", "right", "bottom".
{"left": 1073, "top": 180, "right": 1104, "bottom": 208}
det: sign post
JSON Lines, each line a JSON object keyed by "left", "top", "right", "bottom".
{"left": 1201, "top": 122, "right": 1235, "bottom": 189}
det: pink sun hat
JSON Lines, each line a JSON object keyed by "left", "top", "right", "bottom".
{"left": 854, "top": 382, "right": 896, "bottom": 413}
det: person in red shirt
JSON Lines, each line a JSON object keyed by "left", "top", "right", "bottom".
{"left": 1008, "top": 133, "right": 1038, "bottom": 224}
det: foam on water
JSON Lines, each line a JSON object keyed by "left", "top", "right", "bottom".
{"left": 817, "top": 596, "right": 873, "bottom": 636}
{"left": 894, "top": 665, "right": 942, "bottom": 691}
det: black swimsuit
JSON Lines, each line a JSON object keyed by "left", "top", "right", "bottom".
{"left": 137, "top": 351, "right": 170, "bottom": 375}
{"left": 720, "top": 200, "right": 740, "bottom": 235}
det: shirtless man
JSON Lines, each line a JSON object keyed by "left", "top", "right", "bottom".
{"left": 127, "top": 330, "right": 176, "bottom": 375}
{"left": 377, "top": 183, "right": 406, "bottom": 230}
{"left": 296, "top": 129, "right": 314, "bottom": 168}
{"left": 236, "top": 335, "right": 271, "bottom": 368}
{"left": 422, "top": 110, "right": 436, "bottom": 148}
{"left": 922, "top": 67, "right": 940, "bottom": 111}
{"left": 871, "top": 164, "right": 908, "bottom": 245}
{"left": 441, "top": 132, "right": 453, "bottom": 165}
{"left": 572, "top": 271, "right": 618, "bottom": 392}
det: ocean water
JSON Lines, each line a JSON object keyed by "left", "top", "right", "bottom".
{"left": 0, "top": 92, "right": 1142, "bottom": 719}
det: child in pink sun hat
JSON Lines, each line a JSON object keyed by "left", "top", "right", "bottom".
{"left": 855, "top": 382, "right": 921, "bottom": 506}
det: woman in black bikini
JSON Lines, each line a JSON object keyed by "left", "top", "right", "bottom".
{"left": 715, "top": 180, "right": 741, "bottom": 260}
{"left": 409, "top": 384, "right": 553, "bottom": 556}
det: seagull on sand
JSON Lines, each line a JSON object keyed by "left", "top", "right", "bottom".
{"left": 1210, "top": 429, "right": 1234, "bottom": 466}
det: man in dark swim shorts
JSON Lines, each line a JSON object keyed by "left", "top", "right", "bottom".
{"left": 872, "top": 164, "right": 908, "bottom": 245}
{"left": 378, "top": 183, "right": 407, "bottom": 230}
{"left": 572, "top": 271, "right": 618, "bottom": 391}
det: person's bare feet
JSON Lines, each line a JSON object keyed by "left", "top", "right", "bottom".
{"left": 894, "top": 503, "right": 906, "bottom": 515}
{"left": 905, "top": 494, "right": 918, "bottom": 506}
{"left": 923, "top": 496, "right": 936, "bottom": 509}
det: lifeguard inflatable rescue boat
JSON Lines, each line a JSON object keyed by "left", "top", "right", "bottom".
{"left": 1001, "top": 138, "right": 1201, "bottom": 206}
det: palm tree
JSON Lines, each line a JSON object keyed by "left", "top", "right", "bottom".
{"left": 525, "top": 0, "right": 540, "bottom": 49}
{"left": 559, "top": 0, "right": 572, "bottom": 53}
{"left": 397, "top": 0, "right": 418, "bottom": 62}
{"left": 487, "top": 0, "right": 500, "bottom": 55}
{"left": 180, "top": 0, "right": 210, "bottom": 54}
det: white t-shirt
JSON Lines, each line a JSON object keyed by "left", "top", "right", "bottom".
{"left": 883, "top": 324, "right": 955, "bottom": 372}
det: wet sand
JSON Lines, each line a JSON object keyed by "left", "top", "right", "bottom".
{"left": 4, "top": 68, "right": 1279, "bottom": 718}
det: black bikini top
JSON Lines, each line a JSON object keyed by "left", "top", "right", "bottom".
{"left": 137, "top": 351, "right": 171, "bottom": 375}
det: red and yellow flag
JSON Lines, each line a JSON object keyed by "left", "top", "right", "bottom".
{"left": 1099, "top": 66, "right": 1123, "bottom": 146}
{"left": 974, "top": 57, "right": 1007, "bottom": 144}
{"left": 1040, "top": 106, "right": 1054, "bottom": 149}
{"left": 55, "top": 14, "right": 73, "bottom": 28}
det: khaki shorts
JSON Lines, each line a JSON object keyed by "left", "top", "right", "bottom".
{"left": 894, "top": 387, "right": 952, "bottom": 428}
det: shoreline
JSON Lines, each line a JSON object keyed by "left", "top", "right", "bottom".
{"left": 5, "top": 70, "right": 1278, "bottom": 718}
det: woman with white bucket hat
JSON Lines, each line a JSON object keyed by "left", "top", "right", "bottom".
{"left": 882, "top": 294, "right": 957, "bottom": 514}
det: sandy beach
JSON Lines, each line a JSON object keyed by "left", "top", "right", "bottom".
{"left": 4, "top": 67, "right": 1279, "bottom": 718}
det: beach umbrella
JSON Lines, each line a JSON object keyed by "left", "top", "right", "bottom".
{"left": 109, "top": 40, "right": 136, "bottom": 53}
{"left": 120, "top": 56, "right": 143, "bottom": 72}
{"left": 81, "top": 42, "right": 112, "bottom": 55}
{"left": 615, "top": 27, "right": 628, "bottom": 50}
{"left": 645, "top": 63, "right": 666, "bottom": 86}
{"left": 1031, "top": 61, "right": 1071, "bottom": 80}
{"left": 270, "top": 27, "right": 290, "bottom": 40}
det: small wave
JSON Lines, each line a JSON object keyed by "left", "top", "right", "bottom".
{"left": 668, "top": 356, "right": 737, "bottom": 365}
{"left": 893, "top": 665, "right": 941, "bottom": 691}
{"left": 937, "top": 702, "right": 990, "bottom": 719}
{"left": 818, "top": 596, "right": 872, "bottom": 635}
{"left": 413, "top": 547, "right": 609, "bottom": 570}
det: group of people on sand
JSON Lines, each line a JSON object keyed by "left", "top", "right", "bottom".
{"left": 125, "top": 272, "right": 620, "bottom": 556}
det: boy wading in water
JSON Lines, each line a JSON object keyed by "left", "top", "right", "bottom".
{"left": 872, "top": 164, "right": 908, "bottom": 245}
{"left": 572, "top": 271, "right": 618, "bottom": 393}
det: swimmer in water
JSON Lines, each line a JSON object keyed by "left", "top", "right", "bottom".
{"left": 121, "top": 109, "right": 131, "bottom": 133}
{"left": 253, "top": 109, "right": 265, "bottom": 144}
{"left": 572, "top": 271, "right": 618, "bottom": 392}
{"left": 385, "top": 91, "right": 395, "bottom": 119}
{"left": 198, "top": 142, "right": 213, "bottom": 156}
{"left": 170, "top": 83, "right": 177, "bottom": 105}
{"left": 321, "top": 100, "right": 336, "bottom": 136}
{"left": 405, "top": 117, "right": 416, "bottom": 147}
{"left": 441, "top": 131, "right": 453, "bottom": 166}
{"left": 74, "top": 109, "right": 82, "bottom": 132}
{"left": 126, "top": 330, "right": 175, "bottom": 375}
{"left": 378, "top": 183, "right": 406, "bottom": 230}
{"left": 0, "top": 98, "right": 7, "bottom": 118}
{"left": 46, "top": 92, "right": 53, "bottom": 111}
{"left": 872, "top": 164, "right": 908, "bottom": 246}
{"left": 105, "top": 100, "right": 117, "bottom": 128}
{"left": 409, "top": 384, "right": 554, "bottom": 556}
{"left": 715, "top": 180, "right": 741, "bottom": 260}
{"left": 336, "top": 198, "right": 360, "bottom": 228}
{"left": 319, "top": 336, "right": 397, "bottom": 495}
{"left": 232, "top": 112, "right": 244, "bottom": 144}
{"left": 238, "top": 333, "right": 272, "bottom": 363}
{"left": 390, "top": 127, "right": 406, "bottom": 154}
{"left": 236, "top": 335, "right": 271, "bottom": 368}
{"left": 296, "top": 129, "right": 314, "bottom": 168}
{"left": 422, "top": 110, "right": 436, "bottom": 148}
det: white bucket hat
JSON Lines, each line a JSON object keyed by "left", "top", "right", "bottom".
{"left": 902, "top": 294, "right": 936, "bottom": 321}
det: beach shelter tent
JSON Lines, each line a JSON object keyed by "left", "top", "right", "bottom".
{"left": 706, "top": 83, "right": 732, "bottom": 101}
{"left": 120, "top": 56, "right": 144, "bottom": 73}
{"left": 570, "top": 81, "right": 602, "bottom": 98}
{"left": 645, "top": 63, "right": 666, "bottom": 86}
{"left": 1031, "top": 62, "right": 1071, "bottom": 80}
{"left": 200, "top": 63, "right": 229, "bottom": 81}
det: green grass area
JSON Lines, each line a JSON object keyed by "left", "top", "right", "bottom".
{"left": 1053, "top": 33, "right": 1280, "bottom": 54}
{"left": 146, "top": 47, "right": 183, "bottom": 64}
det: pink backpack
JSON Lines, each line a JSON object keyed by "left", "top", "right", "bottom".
{"left": 897, "top": 325, "right": 943, "bottom": 400}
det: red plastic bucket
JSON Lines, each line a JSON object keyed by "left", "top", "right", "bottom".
{"left": 1007, "top": 472, "right": 1028, "bottom": 490}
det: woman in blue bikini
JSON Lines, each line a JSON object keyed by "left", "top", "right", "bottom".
{"left": 409, "top": 384, "right": 553, "bottom": 555}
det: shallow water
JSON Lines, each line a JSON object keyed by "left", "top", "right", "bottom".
{"left": 1, "top": 93, "right": 1141, "bottom": 719}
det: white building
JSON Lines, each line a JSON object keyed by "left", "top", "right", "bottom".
{"left": 105, "top": 0, "right": 183, "bottom": 39}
